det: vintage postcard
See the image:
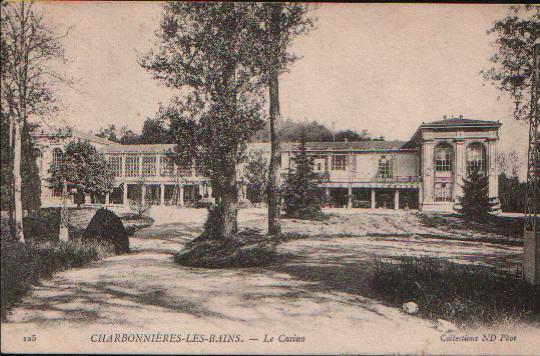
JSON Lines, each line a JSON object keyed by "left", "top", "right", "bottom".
{"left": 1, "top": 1, "right": 539, "bottom": 354}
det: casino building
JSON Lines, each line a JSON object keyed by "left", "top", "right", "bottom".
{"left": 31, "top": 117, "right": 501, "bottom": 212}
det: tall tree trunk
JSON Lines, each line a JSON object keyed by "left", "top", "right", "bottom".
{"left": 59, "top": 180, "right": 69, "bottom": 241}
{"left": 12, "top": 118, "right": 24, "bottom": 243}
{"left": 221, "top": 167, "right": 238, "bottom": 239}
{"left": 267, "top": 3, "right": 283, "bottom": 235}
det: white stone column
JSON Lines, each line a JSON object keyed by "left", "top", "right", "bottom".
{"left": 84, "top": 194, "right": 91, "bottom": 205}
{"left": 347, "top": 185, "right": 353, "bottom": 209}
{"left": 141, "top": 184, "right": 146, "bottom": 206}
{"left": 179, "top": 185, "right": 184, "bottom": 206}
{"left": 418, "top": 185, "right": 423, "bottom": 209}
{"left": 121, "top": 154, "right": 125, "bottom": 177}
{"left": 454, "top": 140, "right": 465, "bottom": 200}
{"left": 105, "top": 193, "right": 110, "bottom": 205}
{"left": 422, "top": 141, "right": 435, "bottom": 204}
{"left": 394, "top": 189, "right": 400, "bottom": 210}
{"left": 371, "top": 189, "right": 376, "bottom": 209}
{"left": 487, "top": 139, "right": 498, "bottom": 198}
{"left": 160, "top": 183, "right": 165, "bottom": 206}
{"left": 123, "top": 184, "right": 128, "bottom": 206}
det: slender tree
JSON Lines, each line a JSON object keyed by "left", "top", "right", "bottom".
{"left": 266, "top": 3, "right": 284, "bottom": 235}
{"left": 482, "top": 5, "right": 540, "bottom": 122}
{"left": 258, "top": 4, "right": 315, "bottom": 235}
{"left": 1, "top": 1, "right": 70, "bottom": 242}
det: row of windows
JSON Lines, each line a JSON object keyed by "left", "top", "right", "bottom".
{"left": 108, "top": 155, "right": 194, "bottom": 178}
{"left": 435, "top": 142, "right": 487, "bottom": 173}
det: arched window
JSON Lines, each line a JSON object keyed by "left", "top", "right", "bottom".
{"left": 435, "top": 143, "right": 453, "bottom": 172}
{"left": 53, "top": 148, "right": 63, "bottom": 167}
{"left": 466, "top": 142, "right": 487, "bottom": 175}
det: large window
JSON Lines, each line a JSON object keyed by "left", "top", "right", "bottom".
{"left": 109, "top": 156, "right": 123, "bottom": 177}
{"left": 378, "top": 155, "right": 393, "bottom": 178}
{"left": 331, "top": 155, "right": 346, "bottom": 171}
{"left": 160, "top": 156, "right": 173, "bottom": 177}
{"left": 435, "top": 143, "right": 453, "bottom": 172}
{"left": 466, "top": 142, "right": 486, "bottom": 175}
{"left": 125, "top": 155, "right": 140, "bottom": 177}
{"left": 434, "top": 182, "right": 453, "bottom": 202}
{"left": 52, "top": 148, "right": 63, "bottom": 167}
{"left": 142, "top": 156, "right": 156, "bottom": 177}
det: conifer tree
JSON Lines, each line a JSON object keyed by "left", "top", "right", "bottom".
{"left": 457, "top": 165, "right": 498, "bottom": 222}
{"left": 282, "top": 132, "right": 324, "bottom": 219}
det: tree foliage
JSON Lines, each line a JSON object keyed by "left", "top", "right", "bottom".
{"left": 141, "top": 3, "right": 273, "bottom": 239}
{"left": 282, "top": 133, "right": 325, "bottom": 219}
{"left": 1, "top": 1, "right": 71, "bottom": 119}
{"left": 1, "top": 1, "right": 71, "bottom": 242}
{"left": 496, "top": 150, "right": 526, "bottom": 213}
{"left": 47, "top": 139, "right": 115, "bottom": 206}
{"left": 250, "top": 118, "right": 383, "bottom": 143}
{"left": 244, "top": 152, "right": 268, "bottom": 205}
{"left": 457, "top": 166, "right": 498, "bottom": 222}
{"left": 482, "top": 5, "right": 540, "bottom": 122}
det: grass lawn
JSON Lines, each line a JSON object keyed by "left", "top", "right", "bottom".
{"left": 372, "top": 256, "right": 539, "bottom": 328}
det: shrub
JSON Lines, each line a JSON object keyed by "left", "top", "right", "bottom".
{"left": 83, "top": 208, "right": 130, "bottom": 254}
{"left": 174, "top": 234, "right": 276, "bottom": 268}
{"left": 23, "top": 208, "right": 61, "bottom": 243}
{"left": 1, "top": 239, "right": 112, "bottom": 320}
{"left": 129, "top": 199, "right": 151, "bottom": 219}
{"left": 371, "top": 257, "right": 540, "bottom": 328}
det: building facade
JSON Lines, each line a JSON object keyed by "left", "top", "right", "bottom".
{"left": 32, "top": 117, "right": 501, "bottom": 212}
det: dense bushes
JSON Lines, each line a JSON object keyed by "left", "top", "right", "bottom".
{"left": 83, "top": 208, "right": 130, "bottom": 254}
{"left": 372, "top": 257, "right": 540, "bottom": 327}
{"left": 174, "top": 234, "right": 276, "bottom": 268}
{"left": 1, "top": 239, "right": 113, "bottom": 320}
{"left": 23, "top": 208, "right": 61, "bottom": 243}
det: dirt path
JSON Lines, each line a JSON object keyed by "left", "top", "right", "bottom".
{"left": 1, "top": 209, "right": 535, "bottom": 354}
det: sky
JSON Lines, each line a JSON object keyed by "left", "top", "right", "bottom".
{"left": 38, "top": 2, "right": 528, "bottom": 173}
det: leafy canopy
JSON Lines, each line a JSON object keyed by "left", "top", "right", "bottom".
{"left": 482, "top": 5, "right": 540, "bottom": 122}
{"left": 48, "top": 139, "right": 115, "bottom": 196}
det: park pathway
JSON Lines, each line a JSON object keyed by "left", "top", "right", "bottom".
{"left": 1, "top": 209, "right": 535, "bottom": 354}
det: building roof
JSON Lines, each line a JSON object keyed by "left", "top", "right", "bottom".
{"left": 420, "top": 117, "right": 501, "bottom": 127}
{"left": 100, "top": 144, "right": 176, "bottom": 154}
{"left": 32, "top": 126, "right": 119, "bottom": 146}
{"left": 282, "top": 140, "right": 410, "bottom": 152}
